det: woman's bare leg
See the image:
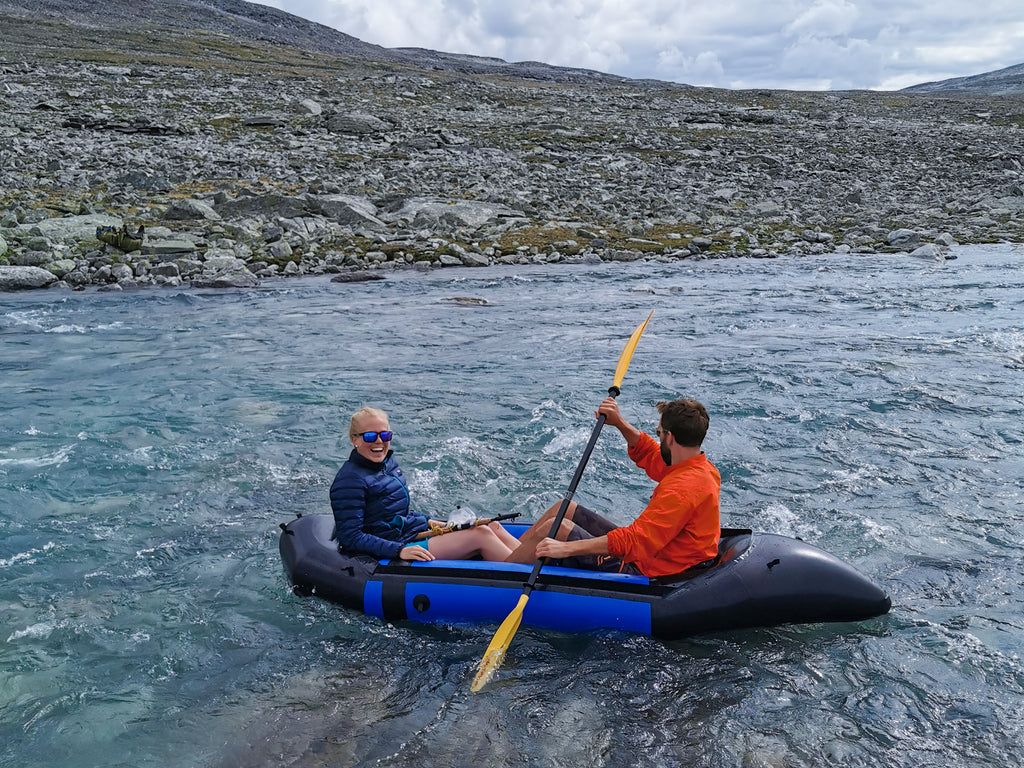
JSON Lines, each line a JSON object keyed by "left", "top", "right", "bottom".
{"left": 487, "top": 521, "right": 521, "bottom": 551}
{"left": 426, "top": 526, "right": 515, "bottom": 561}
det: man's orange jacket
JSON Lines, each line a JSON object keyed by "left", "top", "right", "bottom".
{"left": 606, "top": 432, "right": 721, "bottom": 577}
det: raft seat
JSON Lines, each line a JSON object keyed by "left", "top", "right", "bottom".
{"left": 653, "top": 528, "right": 753, "bottom": 585}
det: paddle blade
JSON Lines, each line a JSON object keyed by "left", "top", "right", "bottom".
{"left": 471, "top": 593, "right": 529, "bottom": 693}
{"left": 612, "top": 310, "right": 654, "bottom": 389}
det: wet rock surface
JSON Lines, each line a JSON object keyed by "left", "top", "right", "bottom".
{"left": 1, "top": 1, "right": 1023, "bottom": 290}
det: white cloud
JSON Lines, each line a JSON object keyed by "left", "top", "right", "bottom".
{"left": 656, "top": 48, "right": 726, "bottom": 87}
{"left": 784, "top": 0, "right": 858, "bottom": 39}
{"left": 781, "top": 35, "right": 881, "bottom": 91}
{"left": 252, "top": 1, "right": 1024, "bottom": 91}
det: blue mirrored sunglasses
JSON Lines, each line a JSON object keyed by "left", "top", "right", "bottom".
{"left": 360, "top": 430, "right": 393, "bottom": 443}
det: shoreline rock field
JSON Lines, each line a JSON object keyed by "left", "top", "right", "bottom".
{"left": 2, "top": 1, "right": 1024, "bottom": 290}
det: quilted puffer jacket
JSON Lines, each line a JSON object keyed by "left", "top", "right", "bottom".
{"left": 330, "top": 449, "right": 429, "bottom": 560}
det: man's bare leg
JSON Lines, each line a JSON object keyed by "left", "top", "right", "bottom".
{"left": 503, "top": 500, "right": 577, "bottom": 563}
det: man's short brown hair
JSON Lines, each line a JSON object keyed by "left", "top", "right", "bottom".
{"left": 656, "top": 398, "right": 709, "bottom": 447}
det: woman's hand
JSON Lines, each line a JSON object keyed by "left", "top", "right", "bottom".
{"left": 399, "top": 545, "right": 435, "bottom": 561}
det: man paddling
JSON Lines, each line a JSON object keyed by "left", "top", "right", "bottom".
{"left": 506, "top": 396, "right": 720, "bottom": 578}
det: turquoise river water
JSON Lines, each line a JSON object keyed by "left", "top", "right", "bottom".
{"left": 2, "top": 245, "right": 1023, "bottom": 767}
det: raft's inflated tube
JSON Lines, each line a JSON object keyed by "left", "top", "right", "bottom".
{"left": 279, "top": 515, "right": 890, "bottom": 638}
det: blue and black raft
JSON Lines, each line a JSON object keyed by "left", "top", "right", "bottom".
{"left": 278, "top": 514, "right": 891, "bottom": 639}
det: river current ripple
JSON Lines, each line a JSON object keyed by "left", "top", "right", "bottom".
{"left": 2, "top": 246, "right": 1023, "bottom": 768}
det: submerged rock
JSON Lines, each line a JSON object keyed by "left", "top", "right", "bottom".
{"left": 908, "top": 243, "right": 944, "bottom": 261}
{"left": 330, "top": 271, "right": 386, "bottom": 283}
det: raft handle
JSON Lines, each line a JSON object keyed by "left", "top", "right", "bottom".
{"left": 767, "top": 558, "right": 780, "bottom": 570}
{"left": 279, "top": 522, "right": 294, "bottom": 535}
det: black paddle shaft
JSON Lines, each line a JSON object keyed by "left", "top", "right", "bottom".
{"left": 524, "top": 385, "right": 621, "bottom": 591}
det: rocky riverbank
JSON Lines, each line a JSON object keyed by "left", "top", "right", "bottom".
{"left": 2, "top": 5, "right": 1024, "bottom": 290}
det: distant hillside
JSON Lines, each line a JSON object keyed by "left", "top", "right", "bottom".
{"left": 3, "top": 0, "right": 1024, "bottom": 291}
{"left": 0, "top": 0, "right": 621, "bottom": 83}
{"left": 0, "top": 0, "right": 390, "bottom": 58}
{"left": 903, "top": 62, "right": 1024, "bottom": 95}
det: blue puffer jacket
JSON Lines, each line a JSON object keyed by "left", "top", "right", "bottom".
{"left": 330, "top": 448, "right": 430, "bottom": 560}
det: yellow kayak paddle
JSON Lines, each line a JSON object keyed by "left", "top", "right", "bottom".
{"left": 471, "top": 310, "right": 654, "bottom": 692}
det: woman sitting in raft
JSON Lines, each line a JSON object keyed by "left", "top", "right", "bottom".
{"left": 331, "top": 407, "right": 520, "bottom": 562}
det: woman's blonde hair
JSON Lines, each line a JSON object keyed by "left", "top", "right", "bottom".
{"left": 349, "top": 407, "right": 389, "bottom": 437}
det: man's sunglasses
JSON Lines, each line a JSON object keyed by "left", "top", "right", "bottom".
{"left": 359, "top": 431, "right": 393, "bottom": 443}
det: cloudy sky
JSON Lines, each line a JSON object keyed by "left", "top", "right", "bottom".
{"left": 253, "top": 1, "right": 1024, "bottom": 91}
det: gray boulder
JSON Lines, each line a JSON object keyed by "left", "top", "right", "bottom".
{"left": 176, "top": 259, "right": 204, "bottom": 277}
{"left": 242, "top": 115, "right": 287, "bottom": 127}
{"left": 887, "top": 228, "right": 922, "bottom": 248}
{"left": 268, "top": 240, "right": 293, "bottom": 260}
{"left": 0, "top": 265, "right": 57, "bottom": 290}
{"left": 163, "top": 199, "right": 221, "bottom": 221}
{"left": 386, "top": 197, "right": 525, "bottom": 230}
{"left": 607, "top": 249, "right": 644, "bottom": 262}
{"left": 310, "top": 194, "right": 387, "bottom": 228}
{"left": 908, "top": 243, "right": 944, "bottom": 261}
{"left": 192, "top": 256, "right": 259, "bottom": 288}
{"left": 326, "top": 112, "right": 389, "bottom": 134}
{"left": 192, "top": 269, "right": 259, "bottom": 289}
{"left": 203, "top": 255, "right": 247, "bottom": 272}
{"left": 12, "top": 251, "right": 51, "bottom": 267}
{"left": 63, "top": 268, "right": 90, "bottom": 287}
{"left": 16, "top": 213, "right": 121, "bottom": 243}
{"left": 46, "top": 258, "right": 78, "bottom": 277}
{"left": 459, "top": 251, "right": 490, "bottom": 267}
{"left": 217, "top": 193, "right": 311, "bottom": 219}
{"left": 111, "top": 263, "right": 135, "bottom": 281}
{"left": 151, "top": 262, "right": 180, "bottom": 278}
{"left": 143, "top": 239, "right": 198, "bottom": 257}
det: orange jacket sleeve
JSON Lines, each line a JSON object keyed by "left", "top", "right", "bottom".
{"left": 626, "top": 431, "right": 671, "bottom": 482}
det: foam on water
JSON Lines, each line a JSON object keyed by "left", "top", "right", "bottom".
{"left": 0, "top": 542, "right": 56, "bottom": 569}
{"left": 0, "top": 444, "right": 75, "bottom": 470}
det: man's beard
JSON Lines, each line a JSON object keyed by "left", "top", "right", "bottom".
{"left": 660, "top": 440, "right": 671, "bottom": 466}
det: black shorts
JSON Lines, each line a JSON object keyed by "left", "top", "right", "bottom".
{"left": 557, "top": 504, "right": 643, "bottom": 576}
